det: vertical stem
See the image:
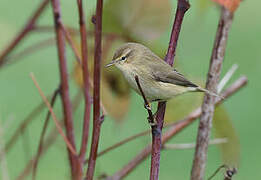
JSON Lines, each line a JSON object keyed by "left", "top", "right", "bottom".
{"left": 191, "top": 7, "right": 234, "bottom": 180}
{"left": 0, "top": 0, "right": 49, "bottom": 67}
{"left": 50, "top": 0, "right": 78, "bottom": 178}
{"left": 150, "top": 0, "right": 190, "bottom": 179}
{"left": 85, "top": 0, "right": 103, "bottom": 179}
{"left": 77, "top": 0, "right": 91, "bottom": 166}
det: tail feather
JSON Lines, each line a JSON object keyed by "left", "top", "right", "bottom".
{"left": 196, "top": 87, "right": 224, "bottom": 99}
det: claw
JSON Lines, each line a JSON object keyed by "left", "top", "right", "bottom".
{"left": 147, "top": 113, "right": 157, "bottom": 126}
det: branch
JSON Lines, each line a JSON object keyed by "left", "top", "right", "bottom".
{"left": 218, "top": 64, "right": 238, "bottom": 93}
{"left": 50, "top": 0, "right": 78, "bottom": 177}
{"left": 163, "top": 138, "right": 227, "bottom": 150}
{"left": 85, "top": 0, "right": 104, "bottom": 179}
{"left": 4, "top": 37, "right": 55, "bottom": 67}
{"left": 60, "top": 24, "right": 82, "bottom": 65}
{"left": 0, "top": 0, "right": 49, "bottom": 67}
{"left": 32, "top": 86, "right": 61, "bottom": 180}
{"left": 151, "top": 0, "right": 190, "bottom": 179}
{"left": 30, "top": 73, "right": 76, "bottom": 155}
{"left": 106, "top": 76, "right": 247, "bottom": 180}
{"left": 191, "top": 8, "right": 234, "bottom": 180}
{"left": 77, "top": 0, "right": 92, "bottom": 166}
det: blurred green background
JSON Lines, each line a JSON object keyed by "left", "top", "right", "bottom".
{"left": 0, "top": 0, "right": 260, "bottom": 179}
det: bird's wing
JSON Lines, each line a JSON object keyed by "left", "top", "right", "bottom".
{"left": 143, "top": 53, "right": 198, "bottom": 88}
{"left": 152, "top": 67, "right": 198, "bottom": 87}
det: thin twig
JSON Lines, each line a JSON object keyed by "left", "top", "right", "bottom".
{"left": 163, "top": 138, "right": 228, "bottom": 150}
{"left": 32, "top": 86, "right": 61, "bottom": 180}
{"left": 32, "top": 25, "right": 127, "bottom": 41}
{"left": 191, "top": 8, "right": 234, "bottom": 180}
{"left": 218, "top": 64, "right": 238, "bottom": 93}
{"left": 4, "top": 37, "right": 55, "bottom": 67}
{"left": 30, "top": 73, "right": 76, "bottom": 155}
{"left": 151, "top": 0, "right": 190, "bottom": 179}
{"left": 16, "top": 90, "right": 82, "bottom": 180}
{"left": 50, "top": 0, "right": 78, "bottom": 177}
{"left": 84, "top": 121, "right": 182, "bottom": 164}
{"left": 0, "top": 0, "right": 49, "bottom": 67}
{"left": 85, "top": 0, "right": 104, "bottom": 179}
{"left": 60, "top": 23, "right": 82, "bottom": 65}
{"left": 134, "top": 76, "right": 154, "bottom": 124}
{"left": 77, "top": 0, "right": 92, "bottom": 166}
{"left": 106, "top": 76, "right": 247, "bottom": 180}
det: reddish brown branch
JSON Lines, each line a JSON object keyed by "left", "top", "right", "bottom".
{"left": 106, "top": 76, "right": 247, "bottom": 180}
{"left": 191, "top": 8, "right": 234, "bottom": 180}
{"left": 32, "top": 86, "right": 61, "bottom": 180}
{"left": 165, "top": 0, "right": 190, "bottom": 66}
{"left": 60, "top": 24, "right": 82, "bottom": 65}
{"left": 84, "top": 122, "right": 179, "bottom": 164}
{"left": 151, "top": 0, "right": 190, "bottom": 179}
{"left": 85, "top": 0, "right": 104, "bottom": 179}
{"left": 50, "top": 0, "right": 78, "bottom": 178}
{"left": 77, "top": 0, "right": 92, "bottom": 166}
{"left": 0, "top": 0, "right": 49, "bottom": 67}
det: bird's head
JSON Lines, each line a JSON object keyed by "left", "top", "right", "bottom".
{"left": 106, "top": 43, "right": 146, "bottom": 68}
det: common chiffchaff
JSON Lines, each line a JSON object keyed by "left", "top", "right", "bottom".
{"left": 106, "top": 43, "right": 219, "bottom": 102}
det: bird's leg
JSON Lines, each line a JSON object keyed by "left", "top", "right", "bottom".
{"left": 144, "top": 103, "right": 157, "bottom": 126}
{"left": 144, "top": 102, "right": 151, "bottom": 111}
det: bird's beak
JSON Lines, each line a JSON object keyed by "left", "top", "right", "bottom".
{"left": 105, "top": 60, "right": 116, "bottom": 67}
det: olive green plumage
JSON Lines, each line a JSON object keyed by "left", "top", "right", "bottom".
{"left": 106, "top": 42, "right": 219, "bottom": 102}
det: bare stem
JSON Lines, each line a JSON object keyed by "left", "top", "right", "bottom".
{"left": 163, "top": 138, "right": 228, "bottom": 150}
{"left": 106, "top": 76, "right": 247, "bottom": 180}
{"left": 0, "top": 0, "right": 49, "bottom": 67}
{"left": 85, "top": 0, "right": 104, "bottom": 179}
{"left": 32, "top": 86, "right": 61, "bottom": 180}
{"left": 50, "top": 0, "right": 78, "bottom": 178}
{"left": 150, "top": 0, "right": 190, "bottom": 179}
{"left": 77, "top": 0, "right": 92, "bottom": 166}
{"left": 191, "top": 8, "right": 234, "bottom": 180}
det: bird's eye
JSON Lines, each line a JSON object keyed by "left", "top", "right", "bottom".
{"left": 121, "top": 56, "right": 126, "bottom": 61}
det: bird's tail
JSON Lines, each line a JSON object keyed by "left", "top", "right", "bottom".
{"left": 196, "top": 87, "right": 224, "bottom": 99}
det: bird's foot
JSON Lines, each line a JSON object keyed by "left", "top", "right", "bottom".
{"left": 147, "top": 113, "right": 157, "bottom": 127}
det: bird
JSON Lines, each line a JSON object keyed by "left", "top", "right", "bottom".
{"left": 106, "top": 42, "right": 220, "bottom": 103}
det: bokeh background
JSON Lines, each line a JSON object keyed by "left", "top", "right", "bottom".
{"left": 0, "top": 0, "right": 260, "bottom": 179}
